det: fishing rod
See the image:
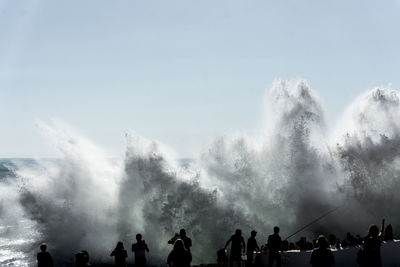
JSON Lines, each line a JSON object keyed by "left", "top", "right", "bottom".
{"left": 284, "top": 205, "right": 341, "bottom": 240}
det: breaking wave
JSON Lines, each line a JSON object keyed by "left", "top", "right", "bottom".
{"left": 1, "top": 79, "right": 400, "bottom": 266}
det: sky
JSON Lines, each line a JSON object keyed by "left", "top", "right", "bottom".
{"left": 0, "top": 0, "right": 400, "bottom": 158}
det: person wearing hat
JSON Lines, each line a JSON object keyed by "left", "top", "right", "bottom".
{"left": 309, "top": 235, "right": 335, "bottom": 267}
{"left": 246, "top": 230, "right": 261, "bottom": 267}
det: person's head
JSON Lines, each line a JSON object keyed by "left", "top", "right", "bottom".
{"left": 235, "top": 229, "right": 242, "bottom": 236}
{"left": 116, "top": 241, "right": 124, "bottom": 250}
{"left": 368, "top": 224, "right": 379, "bottom": 237}
{"left": 40, "top": 243, "right": 47, "bottom": 252}
{"left": 136, "top": 233, "right": 142, "bottom": 241}
{"left": 173, "top": 239, "right": 185, "bottom": 251}
{"left": 273, "top": 226, "right": 280, "bottom": 234}
{"left": 251, "top": 230, "right": 257, "bottom": 237}
{"left": 317, "top": 235, "right": 328, "bottom": 249}
{"left": 179, "top": 229, "right": 186, "bottom": 237}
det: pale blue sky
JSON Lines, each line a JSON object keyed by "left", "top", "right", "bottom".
{"left": 1, "top": 0, "right": 399, "bottom": 158}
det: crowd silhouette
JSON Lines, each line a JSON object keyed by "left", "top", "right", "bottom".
{"left": 36, "top": 221, "right": 395, "bottom": 267}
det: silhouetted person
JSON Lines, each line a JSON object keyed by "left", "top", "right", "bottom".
{"left": 132, "top": 233, "right": 150, "bottom": 267}
{"left": 246, "top": 230, "right": 261, "bottom": 267}
{"left": 111, "top": 241, "right": 128, "bottom": 267}
{"left": 75, "top": 250, "right": 90, "bottom": 267}
{"left": 167, "top": 239, "right": 192, "bottom": 267}
{"left": 217, "top": 248, "right": 228, "bottom": 267}
{"left": 358, "top": 223, "right": 383, "bottom": 267}
{"left": 168, "top": 229, "right": 192, "bottom": 251}
{"left": 346, "top": 232, "right": 357, "bottom": 246}
{"left": 384, "top": 224, "right": 393, "bottom": 241}
{"left": 297, "top": 237, "right": 307, "bottom": 251}
{"left": 224, "top": 229, "right": 246, "bottom": 267}
{"left": 309, "top": 235, "right": 335, "bottom": 267}
{"left": 267, "top": 226, "right": 282, "bottom": 267}
{"left": 37, "top": 243, "right": 53, "bottom": 267}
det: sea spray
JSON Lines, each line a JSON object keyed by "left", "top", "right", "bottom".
{"left": 16, "top": 121, "right": 122, "bottom": 264}
{"left": 2, "top": 79, "right": 400, "bottom": 266}
{"left": 333, "top": 87, "right": 400, "bottom": 230}
{"left": 120, "top": 133, "right": 247, "bottom": 264}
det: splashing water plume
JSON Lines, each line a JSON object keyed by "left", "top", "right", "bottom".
{"left": 2, "top": 79, "right": 400, "bottom": 266}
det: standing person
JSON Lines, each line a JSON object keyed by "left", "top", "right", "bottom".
{"left": 246, "top": 230, "right": 261, "bottom": 267}
{"left": 224, "top": 229, "right": 246, "bottom": 267}
{"left": 358, "top": 222, "right": 383, "bottom": 267}
{"left": 37, "top": 243, "right": 54, "bottom": 267}
{"left": 110, "top": 241, "right": 128, "bottom": 267}
{"left": 74, "top": 250, "right": 90, "bottom": 267}
{"left": 132, "top": 233, "right": 150, "bottom": 267}
{"left": 384, "top": 224, "right": 394, "bottom": 241}
{"left": 167, "top": 239, "right": 192, "bottom": 267}
{"left": 267, "top": 226, "right": 282, "bottom": 267}
{"left": 168, "top": 229, "right": 192, "bottom": 251}
{"left": 309, "top": 235, "right": 335, "bottom": 267}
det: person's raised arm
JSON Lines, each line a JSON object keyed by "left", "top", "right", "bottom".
{"left": 224, "top": 237, "right": 232, "bottom": 250}
{"left": 380, "top": 218, "right": 385, "bottom": 237}
{"left": 168, "top": 233, "right": 179, "bottom": 244}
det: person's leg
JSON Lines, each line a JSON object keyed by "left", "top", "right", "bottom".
{"left": 276, "top": 253, "right": 281, "bottom": 267}
{"left": 246, "top": 254, "right": 253, "bottom": 267}
{"left": 267, "top": 253, "right": 273, "bottom": 267}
